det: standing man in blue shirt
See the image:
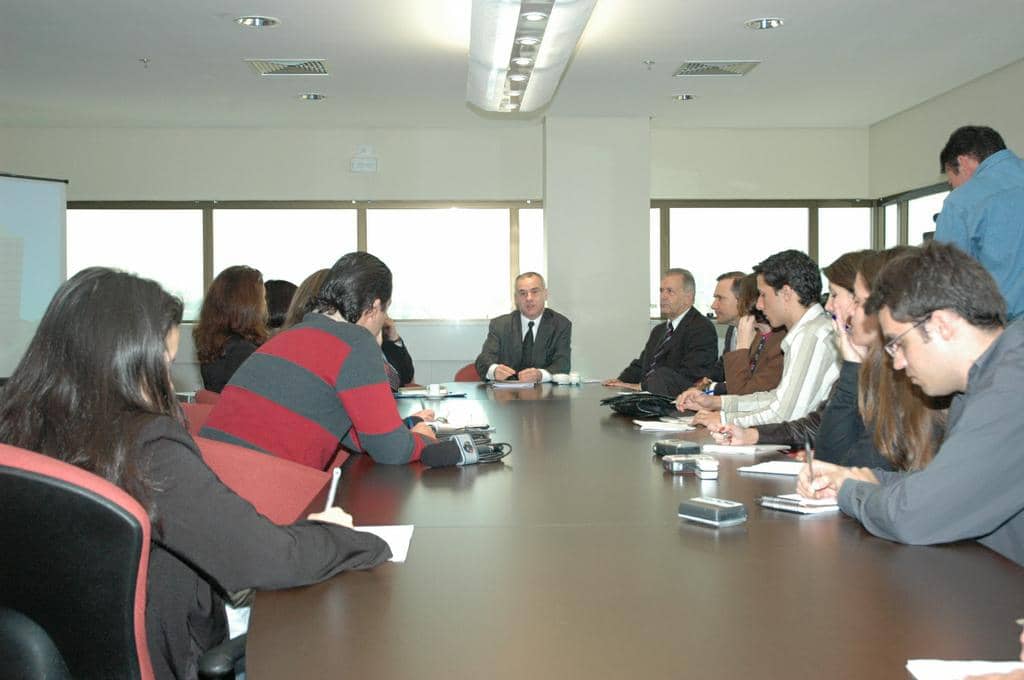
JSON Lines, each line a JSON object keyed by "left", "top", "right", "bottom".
{"left": 935, "top": 125, "right": 1024, "bottom": 320}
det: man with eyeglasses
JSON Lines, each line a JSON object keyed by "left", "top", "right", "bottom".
{"left": 798, "top": 242, "right": 1024, "bottom": 566}
{"left": 475, "top": 272, "right": 572, "bottom": 383}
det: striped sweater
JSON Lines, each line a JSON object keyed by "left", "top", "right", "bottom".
{"left": 201, "top": 313, "right": 427, "bottom": 469}
{"left": 719, "top": 304, "right": 840, "bottom": 427}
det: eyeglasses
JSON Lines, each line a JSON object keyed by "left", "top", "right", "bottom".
{"left": 883, "top": 316, "right": 930, "bottom": 358}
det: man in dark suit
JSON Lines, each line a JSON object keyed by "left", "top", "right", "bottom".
{"left": 475, "top": 272, "right": 572, "bottom": 383}
{"left": 702, "top": 270, "right": 745, "bottom": 394}
{"left": 604, "top": 268, "right": 718, "bottom": 396}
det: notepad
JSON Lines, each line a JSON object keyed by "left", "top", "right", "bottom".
{"left": 491, "top": 381, "right": 535, "bottom": 389}
{"left": 737, "top": 460, "right": 804, "bottom": 476}
{"left": 758, "top": 493, "right": 839, "bottom": 514}
{"left": 907, "top": 659, "right": 1024, "bottom": 679}
{"left": 701, "top": 444, "right": 789, "bottom": 455}
{"left": 355, "top": 525, "right": 414, "bottom": 563}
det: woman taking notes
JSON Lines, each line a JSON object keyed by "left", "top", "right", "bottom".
{"left": 0, "top": 268, "right": 390, "bottom": 680}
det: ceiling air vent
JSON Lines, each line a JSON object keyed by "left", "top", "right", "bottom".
{"left": 673, "top": 61, "right": 760, "bottom": 77}
{"left": 245, "top": 59, "right": 328, "bottom": 76}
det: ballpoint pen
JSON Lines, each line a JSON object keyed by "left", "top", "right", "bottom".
{"left": 805, "top": 438, "right": 815, "bottom": 483}
{"left": 323, "top": 467, "right": 341, "bottom": 512}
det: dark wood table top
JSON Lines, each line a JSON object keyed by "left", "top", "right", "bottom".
{"left": 247, "top": 385, "right": 1024, "bottom": 679}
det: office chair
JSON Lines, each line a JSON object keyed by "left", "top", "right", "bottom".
{"left": 182, "top": 402, "right": 215, "bottom": 436}
{"left": 0, "top": 443, "right": 242, "bottom": 679}
{"left": 196, "top": 389, "right": 221, "bottom": 405}
{"left": 453, "top": 363, "right": 480, "bottom": 382}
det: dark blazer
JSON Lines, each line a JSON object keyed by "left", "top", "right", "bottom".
{"left": 707, "top": 324, "right": 736, "bottom": 384}
{"left": 475, "top": 308, "right": 572, "bottom": 379}
{"left": 618, "top": 307, "right": 718, "bottom": 396}
{"left": 382, "top": 338, "right": 415, "bottom": 386}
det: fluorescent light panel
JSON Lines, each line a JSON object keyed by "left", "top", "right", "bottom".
{"left": 467, "top": 0, "right": 597, "bottom": 113}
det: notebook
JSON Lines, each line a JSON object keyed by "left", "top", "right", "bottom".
{"left": 758, "top": 493, "right": 839, "bottom": 514}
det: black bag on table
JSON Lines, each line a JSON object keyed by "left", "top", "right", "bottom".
{"left": 600, "top": 392, "right": 677, "bottom": 418}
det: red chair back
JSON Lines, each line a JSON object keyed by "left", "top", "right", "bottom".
{"left": 453, "top": 363, "right": 480, "bottom": 382}
{"left": 181, "top": 402, "right": 215, "bottom": 437}
{"left": 194, "top": 437, "right": 331, "bottom": 524}
{"left": 195, "top": 389, "right": 220, "bottom": 405}
{"left": 0, "top": 444, "right": 155, "bottom": 680}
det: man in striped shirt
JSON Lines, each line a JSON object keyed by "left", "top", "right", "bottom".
{"left": 682, "top": 249, "right": 840, "bottom": 427}
{"left": 201, "top": 252, "right": 436, "bottom": 469}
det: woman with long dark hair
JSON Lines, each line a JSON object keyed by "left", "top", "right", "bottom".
{"left": 0, "top": 268, "right": 390, "bottom": 680}
{"left": 193, "top": 265, "right": 269, "bottom": 392}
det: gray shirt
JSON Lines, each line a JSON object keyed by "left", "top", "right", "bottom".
{"left": 838, "top": 319, "right": 1024, "bottom": 566}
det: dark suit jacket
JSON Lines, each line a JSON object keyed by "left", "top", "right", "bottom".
{"left": 475, "top": 308, "right": 572, "bottom": 379}
{"left": 382, "top": 338, "right": 415, "bottom": 386}
{"left": 707, "top": 324, "right": 735, "bottom": 384}
{"left": 618, "top": 307, "right": 718, "bottom": 396}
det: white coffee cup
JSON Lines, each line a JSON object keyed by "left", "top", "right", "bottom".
{"left": 568, "top": 371, "right": 581, "bottom": 385}
{"left": 552, "top": 373, "right": 570, "bottom": 385}
{"left": 427, "top": 383, "right": 443, "bottom": 396}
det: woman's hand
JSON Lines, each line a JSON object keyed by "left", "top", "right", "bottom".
{"left": 707, "top": 422, "right": 759, "bottom": 445}
{"left": 307, "top": 507, "right": 354, "bottom": 528}
{"left": 735, "top": 314, "right": 757, "bottom": 350}
{"left": 833, "top": 313, "right": 868, "bottom": 363}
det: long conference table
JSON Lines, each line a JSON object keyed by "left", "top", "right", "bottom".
{"left": 247, "top": 383, "right": 1024, "bottom": 679}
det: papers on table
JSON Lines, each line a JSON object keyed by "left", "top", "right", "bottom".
{"left": 701, "top": 444, "right": 789, "bottom": 455}
{"left": 355, "top": 525, "right": 414, "bottom": 563}
{"left": 395, "top": 389, "right": 467, "bottom": 399}
{"left": 907, "top": 659, "right": 1024, "bottom": 679}
{"left": 738, "top": 460, "right": 805, "bottom": 476}
{"left": 633, "top": 419, "right": 695, "bottom": 432}
{"left": 758, "top": 493, "right": 839, "bottom": 515}
{"left": 491, "top": 381, "right": 535, "bottom": 389}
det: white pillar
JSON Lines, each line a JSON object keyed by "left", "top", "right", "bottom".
{"left": 543, "top": 117, "right": 651, "bottom": 379}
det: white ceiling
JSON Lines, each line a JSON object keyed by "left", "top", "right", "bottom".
{"left": 1, "top": 0, "right": 1022, "bottom": 129}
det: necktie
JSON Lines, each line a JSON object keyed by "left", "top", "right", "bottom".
{"left": 520, "top": 321, "right": 535, "bottom": 370}
{"left": 646, "top": 322, "right": 674, "bottom": 377}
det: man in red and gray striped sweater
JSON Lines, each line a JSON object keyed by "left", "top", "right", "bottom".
{"left": 201, "top": 252, "right": 435, "bottom": 470}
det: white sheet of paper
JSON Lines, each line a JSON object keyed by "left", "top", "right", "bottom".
{"left": 738, "top": 460, "right": 805, "bottom": 476}
{"left": 907, "top": 659, "right": 1024, "bottom": 679}
{"left": 355, "top": 525, "right": 414, "bottom": 563}
{"left": 701, "top": 444, "right": 789, "bottom": 455}
{"left": 633, "top": 420, "right": 695, "bottom": 432}
{"left": 491, "top": 381, "right": 535, "bottom": 389}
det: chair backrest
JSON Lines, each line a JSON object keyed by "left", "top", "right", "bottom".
{"left": 194, "top": 437, "right": 330, "bottom": 524}
{"left": 453, "top": 363, "right": 480, "bottom": 382}
{"left": 195, "top": 389, "right": 221, "bottom": 405}
{"left": 0, "top": 444, "right": 154, "bottom": 680}
{"left": 181, "top": 402, "right": 215, "bottom": 437}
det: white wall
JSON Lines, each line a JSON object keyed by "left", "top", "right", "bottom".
{"left": 652, "top": 128, "right": 870, "bottom": 199}
{"left": 0, "top": 126, "right": 543, "bottom": 201}
{"left": 869, "top": 58, "right": 1024, "bottom": 197}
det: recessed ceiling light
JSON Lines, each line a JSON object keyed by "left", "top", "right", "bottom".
{"left": 507, "top": 90, "right": 523, "bottom": 97}
{"left": 516, "top": 36, "right": 542, "bottom": 46}
{"left": 672, "top": 94, "right": 696, "bottom": 101}
{"left": 509, "top": 73, "right": 529, "bottom": 82}
{"left": 521, "top": 11, "right": 548, "bottom": 22}
{"left": 299, "top": 93, "right": 327, "bottom": 101}
{"left": 511, "top": 57, "right": 533, "bottom": 67}
{"left": 235, "top": 15, "right": 279, "bottom": 28}
{"left": 744, "top": 17, "right": 784, "bottom": 30}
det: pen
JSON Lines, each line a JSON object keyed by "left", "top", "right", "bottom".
{"left": 323, "top": 467, "right": 341, "bottom": 512}
{"left": 805, "top": 438, "right": 815, "bottom": 482}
